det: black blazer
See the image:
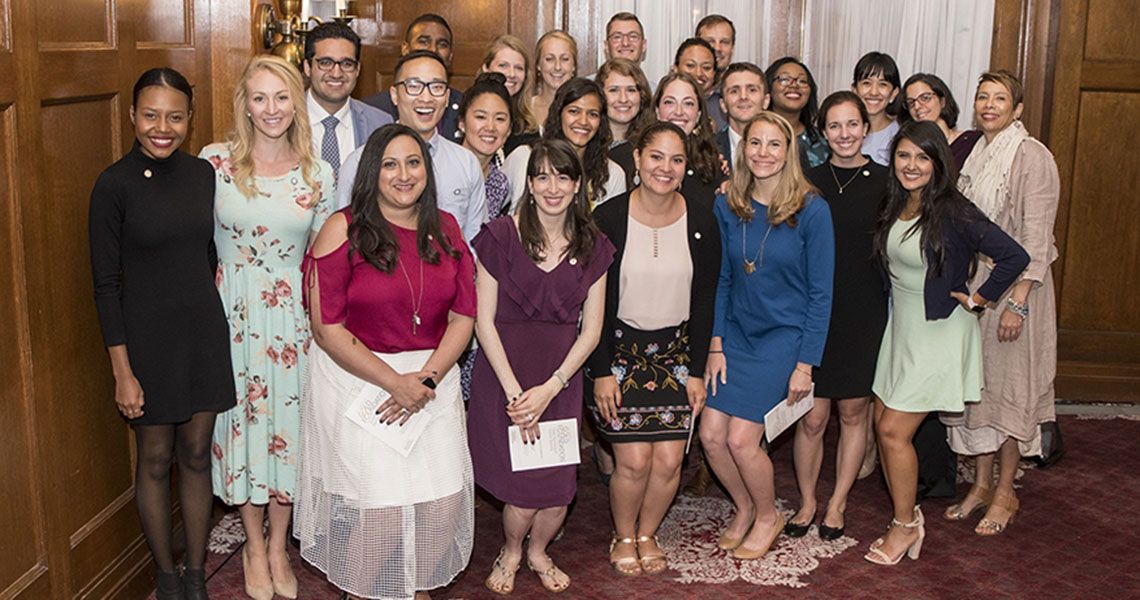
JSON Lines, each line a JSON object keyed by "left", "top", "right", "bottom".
{"left": 715, "top": 129, "right": 731, "bottom": 169}
{"left": 587, "top": 191, "right": 722, "bottom": 379}
{"left": 887, "top": 203, "right": 1029, "bottom": 320}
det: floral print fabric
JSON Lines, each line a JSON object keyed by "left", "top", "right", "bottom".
{"left": 200, "top": 143, "right": 334, "bottom": 504}
{"left": 590, "top": 320, "right": 694, "bottom": 442}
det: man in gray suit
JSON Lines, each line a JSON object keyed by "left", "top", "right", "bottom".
{"left": 303, "top": 21, "right": 392, "bottom": 181}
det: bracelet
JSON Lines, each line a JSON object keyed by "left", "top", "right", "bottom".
{"left": 967, "top": 294, "right": 986, "bottom": 314}
{"left": 795, "top": 365, "right": 813, "bottom": 376}
{"left": 552, "top": 370, "right": 569, "bottom": 389}
{"left": 1005, "top": 297, "right": 1029, "bottom": 319}
{"left": 708, "top": 349, "right": 724, "bottom": 354}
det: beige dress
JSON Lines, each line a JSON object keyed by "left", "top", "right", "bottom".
{"left": 945, "top": 138, "right": 1060, "bottom": 456}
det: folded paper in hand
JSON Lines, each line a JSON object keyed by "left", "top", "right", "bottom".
{"left": 344, "top": 381, "right": 433, "bottom": 457}
{"left": 764, "top": 384, "right": 815, "bottom": 443}
{"left": 508, "top": 418, "right": 581, "bottom": 472}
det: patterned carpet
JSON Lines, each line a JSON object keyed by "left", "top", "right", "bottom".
{"left": 152, "top": 413, "right": 1140, "bottom": 599}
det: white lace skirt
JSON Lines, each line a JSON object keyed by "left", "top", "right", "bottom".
{"left": 294, "top": 345, "right": 473, "bottom": 600}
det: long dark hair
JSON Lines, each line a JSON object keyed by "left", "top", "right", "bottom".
{"left": 541, "top": 77, "right": 612, "bottom": 203}
{"left": 766, "top": 56, "right": 822, "bottom": 143}
{"left": 516, "top": 139, "right": 599, "bottom": 266}
{"left": 457, "top": 72, "right": 513, "bottom": 144}
{"left": 347, "top": 124, "right": 460, "bottom": 273}
{"left": 873, "top": 120, "right": 984, "bottom": 277}
{"left": 650, "top": 71, "right": 720, "bottom": 184}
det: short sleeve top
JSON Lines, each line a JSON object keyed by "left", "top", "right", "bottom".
{"left": 304, "top": 209, "right": 476, "bottom": 352}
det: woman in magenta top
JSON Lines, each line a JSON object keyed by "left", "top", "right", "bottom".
{"left": 294, "top": 124, "right": 477, "bottom": 600}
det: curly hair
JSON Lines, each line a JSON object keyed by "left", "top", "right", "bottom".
{"left": 651, "top": 71, "right": 721, "bottom": 184}
{"left": 541, "top": 77, "right": 612, "bottom": 204}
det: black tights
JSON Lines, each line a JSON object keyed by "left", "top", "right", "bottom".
{"left": 133, "top": 411, "right": 217, "bottom": 573}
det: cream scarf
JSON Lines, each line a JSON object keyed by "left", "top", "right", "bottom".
{"left": 959, "top": 120, "right": 1029, "bottom": 220}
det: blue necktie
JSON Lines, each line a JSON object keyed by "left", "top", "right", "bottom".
{"left": 320, "top": 115, "right": 340, "bottom": 181}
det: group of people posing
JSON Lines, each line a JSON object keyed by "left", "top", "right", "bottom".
{"left": 89, "top": 10, "right": 1060, "bottom": 600}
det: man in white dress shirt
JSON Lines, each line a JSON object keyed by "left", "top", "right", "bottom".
{"left": 715, "top": 62, "right": 770, "bottom": 172}
{"left": 303, "top": 22, "right": 392, "bottom": 181}
{"left": 338, "top": 50, "right": 487, "bottom": 246}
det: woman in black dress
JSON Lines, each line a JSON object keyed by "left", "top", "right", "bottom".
{"left": 89, "top": 68, "right": 235, "bottom": 600}
{"left": 785, "top": 92, "right": 889, "bottom": 541}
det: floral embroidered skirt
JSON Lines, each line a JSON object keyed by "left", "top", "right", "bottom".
{"left": 590, "top": 320, "right": 693, "bottom": 443}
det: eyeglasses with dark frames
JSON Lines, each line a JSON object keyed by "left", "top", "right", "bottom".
{"left": 312, "top": 57, "right": 359, "bottom": 73}
{"left": 395, "top": 79, "right": 449, "bottom": 97}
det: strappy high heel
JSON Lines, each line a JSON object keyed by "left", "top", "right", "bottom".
{"left": 944, "top": 486, "right": 994, "bottom": 521}
{"left": 975, "top": 491, "right": 1019, "bottom": 536}
{"left": 864, "top": 506, "right": 925, "bottom": 565}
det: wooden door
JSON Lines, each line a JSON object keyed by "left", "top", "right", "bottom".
{"left": 1, "top": 0, "right": 213, "bottom": 597}
{"left": 1046, "top": 0, "right": 1140, "bottom": 401}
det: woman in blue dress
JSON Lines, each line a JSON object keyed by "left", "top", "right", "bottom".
{"left": 701, "top": 111, "right": 835, "bottom": 560}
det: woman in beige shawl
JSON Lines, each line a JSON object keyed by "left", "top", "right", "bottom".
{"left": 943, "top": 71, "right": 1060, "bottom": 535}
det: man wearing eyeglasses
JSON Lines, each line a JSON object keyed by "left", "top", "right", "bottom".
{"left": 337, "top": 50, "right": 487, "bottom": 246}
{"left": 303, "top": 22, "right": 392, "bottom": 181}
{"left": 364, "top": 14, "right": 464, "bottom": 142}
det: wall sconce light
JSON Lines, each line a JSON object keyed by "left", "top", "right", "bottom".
{"left": 256, "top": 0, "right": 356, "bottom": 68}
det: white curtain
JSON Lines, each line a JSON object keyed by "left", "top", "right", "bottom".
{"left": 598, "top": 0, "right": 772, "bottom": 88}
{"left": 803, "top": 0, "right": 994, "bottom": 127}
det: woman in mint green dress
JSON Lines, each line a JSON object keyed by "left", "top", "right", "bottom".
{"left": 201, "top": 55, "right": 333, "bottom": 600}
{"left": 865, "top": 121, "right": 1027, "bottom": 567}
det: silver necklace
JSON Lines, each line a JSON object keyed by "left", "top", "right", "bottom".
{"left": 742, "top": 219, "right": 773, "bottom": 274}
{"left": 828, "top": 162, "right": 866, "bottom": 194}
{"left": 396, "top": 252, "right": 425, "bottom": 335}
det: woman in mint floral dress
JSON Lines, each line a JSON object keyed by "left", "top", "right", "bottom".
{"left": 201, "top": 55, "right": 333, "bottom": 600}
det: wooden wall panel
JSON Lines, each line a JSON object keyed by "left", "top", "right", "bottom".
{"left": 136, "top": 0, "right": 191, "bottom": 47}
{"left": 1046, "top": 0, "right": 1140, "bottom": 401}
{"left": 1084, "top": 0, "right": 1140, "bottom": 61}
{"left": 35, "top": 0, "right": 114, "bottom": 49}
{"left": 1057, "top": 91, "right": 1140, "bottom": 334}
{"left": 0, "top": 103, "right": 49, "bottom": 600}
{"left": 33, "top": 97, "right": 130, "bottom": 544}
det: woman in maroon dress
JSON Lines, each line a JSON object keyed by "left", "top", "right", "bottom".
{"left": 469, "top": 139, "right": 613, "bottom": 595}
{"left": 295, "top": 124, "right": 477, "bottom": 600}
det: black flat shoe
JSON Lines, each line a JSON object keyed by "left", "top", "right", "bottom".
{"left": 183, "top": 567, "right": 208, "bottom": 600}
{"left": 818, "top": 522, "right": 845, "bottom": 540}
{"left": 782, "top": 511, "right": 815, "bottom": 538}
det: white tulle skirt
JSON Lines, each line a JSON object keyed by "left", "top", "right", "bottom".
{"left": 294, "top": 345, "right": 473, "bottom": 600}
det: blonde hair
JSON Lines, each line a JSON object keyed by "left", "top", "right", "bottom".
{"left": 728, "top": 111, "right": 817, "bottom": 226}
{"left": 481, "top": 35, "right": 539, "bottom": 133}
{"left": 228, "top": 55, "right": 320, "bottom": 198}
{"left": 532, "top": 30, "right": 578, "bottom": 97}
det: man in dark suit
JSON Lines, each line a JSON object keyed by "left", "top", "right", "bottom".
{"left": 715, "top": 62, "right": 769, "bottom": 172}
{"left": 303, "top": 21, "right": 392, "bottom": 181}
{"left": 364, "top": 13, "right": 463, "bottom": 142}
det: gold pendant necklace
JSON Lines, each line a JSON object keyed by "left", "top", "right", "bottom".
{"left": 397, "top": 252, "right": 425, "bottom": 335}
{"left": 828, "top": 162, "right": 866, "bottom": 194}
{"left": 742, "top": 219, "right": 773, "bottom": 275}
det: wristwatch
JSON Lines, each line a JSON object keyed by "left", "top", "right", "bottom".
{"left": 967, "top": 294, "right": 986, "bottom": 314}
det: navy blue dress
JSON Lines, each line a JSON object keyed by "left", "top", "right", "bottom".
{"left": 708, "top": 194, "right": 835, "bottom": 422}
